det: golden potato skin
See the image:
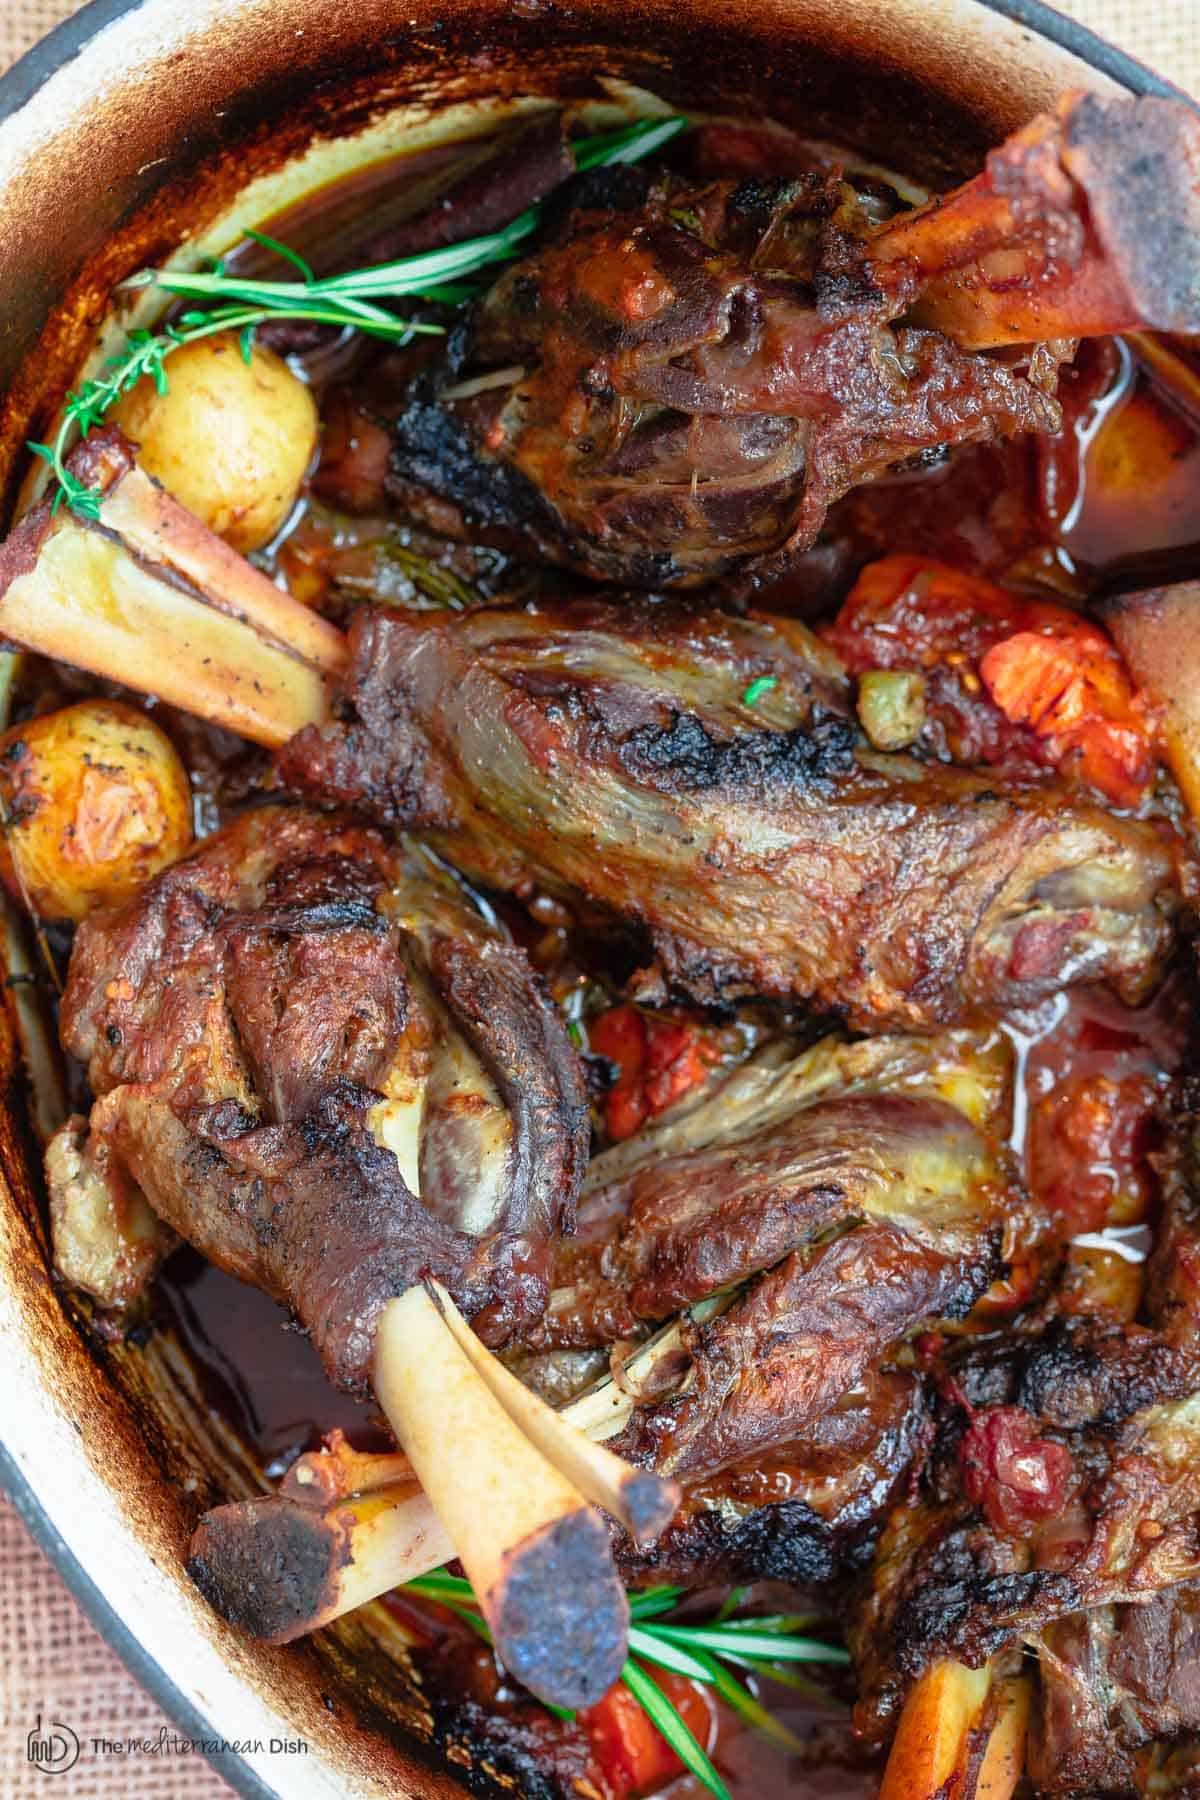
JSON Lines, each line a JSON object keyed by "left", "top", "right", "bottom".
{"left": 0, "top": 700, "right": 193, "bottom": 922}
{"left": 112, "top": 331, "right": 319, "bottom": 553}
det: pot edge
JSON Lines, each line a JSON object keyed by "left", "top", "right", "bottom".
{"left": 0, "top": 1437, "right": 279, "bottom": 1800}
{"left": 0, "top": 3, "right": 1187, "bottom": 1799}
{"left": 0, "top": 0, "right": 1189, "bottom": 125}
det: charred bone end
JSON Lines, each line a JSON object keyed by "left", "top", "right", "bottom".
{"left": 1064, "top": 95, "right": 1200, "bottom": 336}
{"left": 621, "top": 1469, "right": 682, "bottom": 1545}
{"left": 187, "top": 1498, "right": 352, "bottom": 1644}
{"left": 488, "top": 1507, "right": 629, "bottom": 1711}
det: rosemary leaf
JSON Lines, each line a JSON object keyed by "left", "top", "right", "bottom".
{"left": 622, "top": 1659, "right": 732, "bottom": 1800}
{"left": 627, "top": 1585, "right": 687, "bottom": 1621}
{"left": 649, "top": 1623, "right": 852, "bottom": 1664}
{"left": 720, "top": 1652, "right": 852, "bottom": 1708}
{"left": 574, "top": 114, "right": 687, "bottom": 170}
{"left": 403, "top": 1572, "right": 477, "bottom": 1602}
{"left": 244, "top": 226, "right": 316, "bottom": 282}
{"left": 713, "top": 1584, "right": 749, "bottom": 1624}
{"left": 627, "top": 1624, "right": 714, "bottom": 1683}
{"left": 716, "top": 1611, "right": 828, "bottom": 1636}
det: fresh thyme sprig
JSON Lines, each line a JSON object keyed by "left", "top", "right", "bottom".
{"left": 27, "top": 114, "right": 687, "bottom": 520}
{"left": 404, "top": 1571, "right": 850, "bottom": 1800}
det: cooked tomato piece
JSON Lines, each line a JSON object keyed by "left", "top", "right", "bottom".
{"left": 959, "top": 1406, "right": 1073, "bottom": 1537}
{"left": 589, "top": 1004, "right": 650, "bottom": 1139}
{"left": 590, "top": 1005, "right": 716, "bottom": 1140}
{"left": 642, "top": 1019, "right": 716, "bottom": 1117}
{"left": 1028, "top": 1067, "right": 1161, "bottom": 1236}
{"left": 824, "top": 554, "right": 1033, "bottom": 672}
{"left": 584, "top": 1672, "right": 716, "bottom": 1800}
{"left": 823, "top": 553, "right": 1159, "bottom": 803}
{"left": 980, "top": 631, "right": 1156, "bottom": 807}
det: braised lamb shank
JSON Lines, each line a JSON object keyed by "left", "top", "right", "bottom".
{"left": 384, "top": 93, "right": 1200, "bottom": 586}
{"left": 53, "top": 805, "right": 588, "bottom": 1388}
{"left": 845, "top": 1077, "right": 1200, "bottom": 1794}
{"left": 15, "top": 80, "right": 1200, "bottom": 1793}
{"left": 280, "top": 596, "right": 1180, "bottom": 1030}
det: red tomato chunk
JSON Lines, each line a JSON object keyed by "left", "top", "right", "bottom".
{"left": 590, "top": 1005, "right": 716, "bottom": 1140}
{"left": 960, "top": 1406, "right": 1073, "bottom": 1538}
{"left": 584, "top": 1673, "right": 717, "bottom": 1800}
{"left": 824, "top": 553, "right": 1159, "bottom": 805}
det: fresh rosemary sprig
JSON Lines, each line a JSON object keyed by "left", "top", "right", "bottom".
{"left": 27, "top": 114, "right": 687, "bottom": 520}
{"left": 27, "top": 300, "right": 429, "bottom": 521}
{"left": 403, "top": 1571, "right": 850, "bottom": 1800}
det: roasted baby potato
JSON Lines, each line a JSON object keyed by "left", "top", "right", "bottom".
{"left": 112, "top": 331, "right": 319, "bottom": 552}
{"left": 0, "top": 698, "right": 192, "bottom": 921}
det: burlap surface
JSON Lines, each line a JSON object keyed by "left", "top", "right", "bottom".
{"left": 0, "top": 0, "right": 1195, "bottom": 1795}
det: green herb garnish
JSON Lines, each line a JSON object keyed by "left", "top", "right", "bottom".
{"left": 403, "top": 1571, "right": 848, "bottom": 1800}
{"left": 622, "top": 1659, "right": 733, "bottom": 1800}
{"left": 28, "top": 114, "right": 687, "bottom": 519}
{"left": 742, "top": 675, "right": 778, "bottom": 707}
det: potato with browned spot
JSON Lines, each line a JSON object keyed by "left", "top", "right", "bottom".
{"left": 112, "top": 331, "right": 319, "bottom": 552}
{"left": 0, "top": 699, "right": 193, "bottom": 921}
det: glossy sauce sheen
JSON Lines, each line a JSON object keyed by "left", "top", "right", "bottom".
{"left": 147, "top": 129, "right": 1200, "bottom": 1800}
{"left": 1059, "top": 338, "right": 1200, "bottom": 590}
{"left": 1015, "top": 984, "right": 1191, "bottom": 1234}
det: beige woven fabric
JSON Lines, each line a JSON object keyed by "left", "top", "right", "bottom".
{"left": 0, "top": 1496, "right": 234, "bottom": 1797}
{"left": 0, "top": 0, "right": 1195, "bottom": 1795}
{"left": 0, "top": 0, "right": 69, "bottom": 68}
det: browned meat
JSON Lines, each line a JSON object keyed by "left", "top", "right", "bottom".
{"left": 849, "top": 1320, "right": 1200, "bottom": 1739}
{"left": 384, "top": 94, "right": 1200, "bottom": 587}
{"left": 386, "top": 163, "right": 1062, "bottom": 588}
{"left": 614, "top": 1218, "right": 981, "bottom": 1482}
{"left": 1147, "top": 1075, "right": 1200, "bottom": 1352}
{"left": 527, "top": 1030, "right": 1018, "bottom": 1481}
{"left": 54, "top": 806, "right": 588, "bottom": 1388}
{"left": 1030, "top": 1611, "right": 1141, "bottom": 1798}
{"left": 946, "top": 1317, "right": 1200, "bottom": 1431}
{"left": 279, "top": 597, "right": 1180, "bottom": 1030}
{"left": 616, "top": 1367, "right": 928, "bottom": 1589}
{"left": 1014, "top": 1082, "right": 1200, "bottom": 1799}
{"left": 1028, "top": 1592, "right": 1200, "bottom": 1798}
{"left": 552, "top": 1087, "right": 1003, "bottom": 1335}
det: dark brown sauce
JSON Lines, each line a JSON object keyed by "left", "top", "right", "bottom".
{"left": 158, "top": 1250, "right": 383, "bottom": 1475}
{"left": 1004, "top": 980, "right": 1191, "bottom": 1235}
